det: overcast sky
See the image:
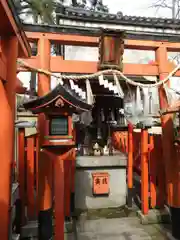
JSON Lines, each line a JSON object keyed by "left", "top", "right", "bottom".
{"left": 103, "top": 0, "right": 172, "bottom": 18}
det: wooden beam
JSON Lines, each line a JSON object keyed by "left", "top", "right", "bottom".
{"left": 18, "top": 56, "right": 159, "bottom": 76}
{"left": 0, "top": 57, "right": 6, "bottom": 81}
{"left": 26, "top": 31, "right": 180, "bottom": 51}
{"left": 27, "top": 136, "right": 35, "bottom": 219}
{"left": 125, "top": 39, "right": 160, "bottom": 50}
{"left": 54, "top": 155, "right": 64, "bottom": 240}
{"left": 123, "top": 63, "right": 158, "bottom": 76}
{"left": 37, "top": 38, "right": 53, "bottom": 240}
{"left": 26, "top": 32, "right": 99, "bottom": 47}
{"left": 125, "top": 40, "right": 180, "bottom": 51}
{"left": 156, "top": 46, "right": 177, "bottom": 208}
{"left": 141, "top": 128, "right": 149, "bottom": 215}
{"left": 18, "top": 128, "right": 26, "bottom": 223}
{"left": 0, "top": 39, "right": 7, "bottom": 81}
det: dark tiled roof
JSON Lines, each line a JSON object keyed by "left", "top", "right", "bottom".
{"left": 57, "top": 6, "right": 180, "bottom": 29}
{"left": 23, "top": 23, "right": 180, "bottom": 43}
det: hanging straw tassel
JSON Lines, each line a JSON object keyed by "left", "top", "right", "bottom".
{"left": 113, "top": 85, "right": 119, "bottom": 94}
{"left": 104, "top": 79, "right": 109, "bottom": 88}
{"left": 113, "top": 73, "right": 124, "bottom": 98}
{"left": 86, "top": 79, "right": 94, "bottom": 105}
{"left": 81, "top": 91, "right": 86, "bottom": 100}
{"left": 142, "top": 87, "right": 149, "bottom": 115}
{"left": 98, "top": 74, "right": 104, "bottom": 85}
{"left": 69, "top": 79, "right": 86, "bottom": 99}
{"left": 69, "top": 79, "right": 75, "bottom": 90}
{"left": 57, "top": 73, "right": 63, "bottom": 85}
{"left": 163, "top": 82, "right": 178, "bottom": 107}
{"left": 108, "top": 82, "right": 113, "bottom": 91}
{"left": 78, "top": 89, "right": 86, "bottom": 100}
{"left": 135, "top": 86, "right": 143, "bottom": 115}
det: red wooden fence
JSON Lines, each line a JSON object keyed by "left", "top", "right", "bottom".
{"left": 18, "top": 130, "right": 76, "bottom": 223}
{"left": 112, "top": 127, "right": 166, "bottom": 215}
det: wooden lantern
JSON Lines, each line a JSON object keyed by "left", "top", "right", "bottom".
{"left": 98, "top": 29, "right": 125, "bottom": 71}
{"left": 23, "top": 83, "right": 92, "bottom": 148}
{"left": 42, "top": 112, "right": 75, "bottom": 147}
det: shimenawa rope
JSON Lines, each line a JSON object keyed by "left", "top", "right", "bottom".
{"left": 17, "top": 59, "right": 180, "bottom": 89}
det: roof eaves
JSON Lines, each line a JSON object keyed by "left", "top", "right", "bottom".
{"left": 23, "top": 23, "right": 180, "bottom": 43}
{"left": 57, "top": 7, "right": 180, "bottom": 30}
{"left": 6, "top": 0, "right": 31, "bottom": 57}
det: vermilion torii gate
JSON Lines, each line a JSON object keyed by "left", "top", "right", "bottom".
{"left": 0, "top": 0, "right": 31, "bottom": 239}
{"left": 17, "top": 26, "right": 180, "bottom": 239}
{"left": 1, "top": 1, "right": 180, "bottom": 238}
{"left": 19, "top": 30, "right": 180, "bottom": 76}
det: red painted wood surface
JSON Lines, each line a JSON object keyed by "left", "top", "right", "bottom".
{"left": 27, "top": 136, "right": 35, "bottom": 218}
{"left": 141, "top": 129, "right": 149, "bottom": 215}
{"left": 18, "top": 129, "right": 26, "bottom": 222}
{"left": 64, "top": 160, "right": 71, "bottom": 217}
{"left": 149, "top": 135, "right": 157, "bottom": 209}
{"left": 54, "top": 154, "right": 64, "bottom": 240}
{"left": 128, "top": 124, "right": 133, "bottom": 189}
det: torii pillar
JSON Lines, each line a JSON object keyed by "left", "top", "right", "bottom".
{"left": 37, "top": 37, "right": 53, "bottom": 239}
{"left": 156, "top": 46, "right": 180, "bottom": 239}
{"left": 0, "top": 36, "right": 18, "bottom": 240}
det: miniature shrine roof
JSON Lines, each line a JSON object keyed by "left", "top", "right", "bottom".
{"left": 23, "top": 82, "right": 92, "bottom": 114}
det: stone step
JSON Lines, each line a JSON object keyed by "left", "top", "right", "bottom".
{"left": 75, "top": 217, "right": 168, "bottom": 239}
{"left": 21, "top": 220, "right": 74, "bottom": 238}
{"left": 137, "top": 209, "right": 171, "bottom": 225}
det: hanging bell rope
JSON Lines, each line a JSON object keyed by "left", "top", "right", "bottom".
{"left": 17, "top": 59, "right": 180, "bottom": 89}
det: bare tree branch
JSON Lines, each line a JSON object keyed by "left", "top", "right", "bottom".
{"left": 149, "top": 0, "right": 172, "bottom": 9}
{"left": 149, "top": 0, "right": 180, "bottom": 18}
{"left": 150, "top": 0, "right": 180, "bottom": 62}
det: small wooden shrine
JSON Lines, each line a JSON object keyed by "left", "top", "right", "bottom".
{"left": 23, "top": 82, "right": 92, "bottom": 147}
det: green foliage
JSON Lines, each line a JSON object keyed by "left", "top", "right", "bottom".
{"left": 90, "top": 0, "right": 109, "bottom": 12}
{"left": 14, "top": 0, "right": 109, "bottom": 25}
{"left": 14, "top": 0, "right": 56, "bottom": 24}
{"left": 58, "top": 0, "right": 109, "bottom": 12}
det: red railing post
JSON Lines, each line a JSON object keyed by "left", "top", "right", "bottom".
{"left": 127, "top": 124, "right": 133, "bottom": 207}
{"left": 149, "top": 134, "right": 157, "bottom": 209}
{"left": 71, "top": 156, "right": 76, "bottom": 214}
{"left": 18, "top": 128, "right": 26, "bottom": 222}
{"left": 26, "top": 135, "right": 35, "bottom": 219}
{"left": 64, "top": 160, "right": 72, "bottom": 218}
{"left": 35, "top": 134, "right": 39, "bottom": 216}
{"left": 141, "top": 128, "right": 149, "bottom": 215}
{"left": 156, "top": 135, "right": 165, "bottom": 208}
{"left": 54, "top": 154, "right": 64, "bottom": 240}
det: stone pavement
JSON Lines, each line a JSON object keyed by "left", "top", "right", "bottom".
{"left": 65, "top": 217, "right": 170, "bottom": 240}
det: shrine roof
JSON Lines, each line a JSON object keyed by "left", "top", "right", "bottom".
{"left": 23, "top": 22, "right": 180, "bottom": 43}
{"left": 57, "top": 6, "right": 180, "bottom": 29}
{"left": 24, "top": 10, "right": 180, "bottom": 43}
{"left": 23, "top": 82, "right": 92, "bottom": 114}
